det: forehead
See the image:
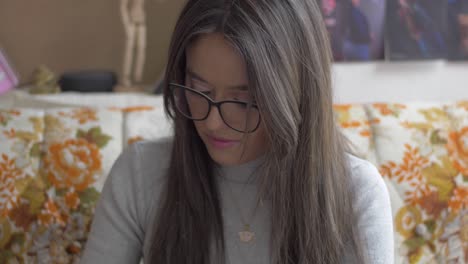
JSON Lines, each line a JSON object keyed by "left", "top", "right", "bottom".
{"left": 185, "top": 33, "right": 249, "bottom": 89}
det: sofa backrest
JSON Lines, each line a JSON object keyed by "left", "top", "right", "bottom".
{"left": 0, "top": 99, "right": 466, "bottom": 263}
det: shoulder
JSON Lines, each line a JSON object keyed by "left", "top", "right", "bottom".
{"left": 108, "top": 135, "right": 174, "bottom": 190}
{"left": 119, "top": 136, "right": 173, "bottom": 176}
{"left": 346, "top": 153, "right": 387, "bottom": 198}
{"left": 345, "top": 153, "right": 392, "bottom": 221}
{"left": 81, "top": 138, "right": 174, "bottom": 263}
{"left": 126, "top": 136, "right": 173, "bottom": 193}
{"left": 345, "top": 154, "right": 395, "bottom": 262}
{"left": 130, "top": 137, "right": 173, "bottom": 177}
{"left": 111, "top": 137, "right": 173, "bottom": 221}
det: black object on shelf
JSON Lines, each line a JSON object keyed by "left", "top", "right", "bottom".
{"left": 59, "top": 71, "right": 117, "bottom": 92}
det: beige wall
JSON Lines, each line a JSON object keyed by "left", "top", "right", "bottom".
{"left": 0, "top": 0, "right": 186, "bottom": 85}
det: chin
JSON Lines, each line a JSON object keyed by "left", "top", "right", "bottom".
{"left": 205, "top": 146, "right": 241, "bottom": 166}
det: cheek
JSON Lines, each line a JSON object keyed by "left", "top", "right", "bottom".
{"left": 192, "top": 120, "right": 202, "bottom": 131}
{"left": 243, "top": 124, "right": 268, "bottom": 153}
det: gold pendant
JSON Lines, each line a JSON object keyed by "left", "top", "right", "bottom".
{"left": 238, "top": 224, "right": 255, "bottom": 242}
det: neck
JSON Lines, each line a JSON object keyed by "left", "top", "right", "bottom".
{"left": 214, "top": 155, "right": 265, "bottom": 184}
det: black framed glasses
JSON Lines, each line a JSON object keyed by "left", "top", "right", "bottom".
{"left": 169, "top": 83, "right": 261, "bottom": 133}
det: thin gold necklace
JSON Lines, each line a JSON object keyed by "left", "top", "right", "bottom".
{"left": 224, "top": 181, "right": 260, "bottom": 243}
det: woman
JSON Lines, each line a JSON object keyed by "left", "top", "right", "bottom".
{"left": 81, "top": 0, "right": 393, "bottom": 263}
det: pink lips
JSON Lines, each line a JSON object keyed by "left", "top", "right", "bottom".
{"left": 206, "top": 135, "right": 238, "bottom": 149}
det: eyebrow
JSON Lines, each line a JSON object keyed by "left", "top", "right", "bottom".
{"left": 186, "top": 67, "right": 249, "bottom": 91}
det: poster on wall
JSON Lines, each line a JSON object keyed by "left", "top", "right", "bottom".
{"left": 385, "top": 0, "right": 448, "bottom": 60}
{"left": 320, "top": 0, "right": 386, "bottom": 62}
{"left": 447, "top": 0, "right": 468, "bottom": 60}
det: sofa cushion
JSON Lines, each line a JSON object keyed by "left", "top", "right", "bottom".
{"left": 0, "top": 107, "right": 123, "bottom": 263}
{"left": 366, "top": 102, "right": 466, "bottom": 263}
{"left": 334, "top": 104, "right": 378, "bottom": 164}
{"left": 122, "top": 106, "right": 173, "bottom": 146}
{"left": 0, "top": 90, "right": 165, "bottom": 110}
{"left": 0, "top": 109, "right": 46, "bottom": 262}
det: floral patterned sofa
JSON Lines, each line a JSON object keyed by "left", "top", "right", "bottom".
{"left": 0, "top": 91, "right": 466, "bottom": 263}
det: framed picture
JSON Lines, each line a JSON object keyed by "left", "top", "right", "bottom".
{"left": 448, "top": 0, "right": 468, "bottom": 60}
{"left": 385, "top": 0, "right": 448, "bottom": 60}
{"left": 320, "top": 0, "right": 386, "bottom": 62}
{"left": 0, "top": 48, "right": 19, "bottom": 95}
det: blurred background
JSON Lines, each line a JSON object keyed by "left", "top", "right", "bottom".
{"left": 0, "top": 0, "right": 467, "bottom": 101}
{"left": 0, "top": 0, "right": 185, "bottom": 93}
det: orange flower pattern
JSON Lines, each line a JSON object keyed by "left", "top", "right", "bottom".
{"left": 2, "top": 128, "right": 16, "bottom": 138}
{"left": 38, "top": 198, "right": 66, "bottom": 227}
{"left": 380, "top": 144, "right": 432, "bottom": 206}
{"left": 7, "top": 103, "right": 466, "bottom": 263}
{"left": 334, "top": 104, "right": 380, "bottom": 137}
{"left": 372, "top": 103, "right": 467, "bottom": 263}
{"left": 0, "top": 109, "right": 20, "bottom": 125}
{"left": 0, "top": 107, "right": 115, "bottom": 263}
{"left": 456, "top": 101, "right": 468, "bottom": 111}
{"left": 333, "top": 104, "right": 352, "bottom": 112}
{"left": 448, "top": 187, "right": 468, "bottom": 213}
{"left": 59, "top": 108, "right": 98, "bottom": 124}
{"left": 109, "top": 105, "right": 155, "bottom": 113}
{"left": 127, "top": 136, "right": 144, "bottom": 145}
{"left": 44, "top": 138, "right": 102, "bottom": 191}
{"left": 333, "top": 104, "right": 379, "bottom": 163}
{"left": 65, "top": 190, "right": 80, "bottom": 210}
{"left": 372, "top": 103, "right": 407, "bottom": 116}
{"left": 447, "top": 127, "right": 468, "bottom": 176}
{"left": 0, "top": 154, "right": 23, "bottom": 217}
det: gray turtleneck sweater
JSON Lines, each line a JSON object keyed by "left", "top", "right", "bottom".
{"left": 81, "top": 138, "right": 394, "bottom": 264}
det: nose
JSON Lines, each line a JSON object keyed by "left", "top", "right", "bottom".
{"left": 204, "top": 105, "right": 225, "bottom": 131}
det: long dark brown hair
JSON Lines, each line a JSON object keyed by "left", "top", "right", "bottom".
{"left": 149, "top": 0, "right": 367, "bottom": 263}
